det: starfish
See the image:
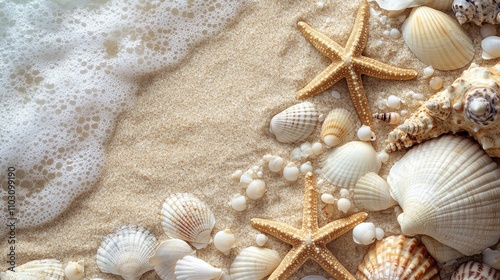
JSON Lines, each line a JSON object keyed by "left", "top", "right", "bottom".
{"left": 251, "top": 172, "right": 368, "bottom": 280}
{"left": 296, "top": 0, "right": 418, "bottom": 126}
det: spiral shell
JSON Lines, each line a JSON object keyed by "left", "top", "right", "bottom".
{"left": 149, "top": 239, "right": 196, "bottom": 280}
{"left": 229, "top": 246, "right": 281, "bottom": 280}
{"left": 161, "top": 193, "right": 216, "bottom": 249}
{"left": 320, "top": 108, "right": 355, "bottom": 148}
{"left": 269, "top": 102, "right": 319, "bottom": 144}
{"left": 353, "top": 172, "right": 397, "bottom": 212}
{"left": 373, "top": 112, "right": 401, "bottom": 125}
{"left": 356, "top": 235, "right": 440, "bottom": 280}
{"left": 451, "top": 261, "right": 500, "bottom": 280}
{"left": 0, "top": 259, "right": 64, "bottom": 280}
{"left": 453, "top": 0, "right": 500, "bottom": 25}
{"left": 96, "top": 225, "right": 157, "bottom": 280}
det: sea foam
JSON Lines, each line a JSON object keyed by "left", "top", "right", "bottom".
{"left": 0, "top": 0, "right": 245, "bottom": 236}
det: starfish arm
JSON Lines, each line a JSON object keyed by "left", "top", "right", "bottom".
{"left": 355, "top": 56, "right": 418, "bottom": 80}
{"left": 345, "top": 0, "right": 369, "bottom": 57}
{"left": 251, "top": 218, "right": 302, "bottom": 245}
{"left": 267, "top": 246, "right": 310, "bottom": 280}
{"left": 345, "top": 72, "right": 373, "bottom": 126}
{"left": 302, "top": 172, "right": 319, "bottom": 231}
{"left": 296, "top": 63, "right": 347, "bottom": 100}
{"left": 297, "top": 21, "right": 344, "bottom": 61}
{"left": 312, "top": 247, "right": 356, "bottom": 280}
{"left": 315, "top": 212, "right": 368, "bottom": 242}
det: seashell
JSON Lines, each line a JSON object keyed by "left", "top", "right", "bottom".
{"left": 453, "top": 0, "right": 500, "bottom": 25}
{"left": 161, "top": 193, "right": 216, "bottom": 249}
{"left": 320, "top": 141, "right": 382, "bottom": 190}
{"left": 451, "top": 261, "right": 500, "bottom": 280}
{"left": 401, "top": 6, "right": 474, "bottom": 70}
{"left": 214, "top": 229, "right": 236, "bottom": 255}
{"left": 96, "top": 225, "right": 157, "bottom": 280}
{"left": 352, "top": 222, "right": 382, "bottom": 245}
{"left": 387, "top": 135, "right": 500, "bottom": 256}
{"left": 229, "top": 246, "right": 281, "bottom": 280}
{"left": 174, "top": 255, "right": 223, "bottom": 280}
{"left": 373, "top": 112, "right": 401, "bottom": 124}
{"left": 64, "top": 260, "right": 85, "bottom": 280}
{"left": 374, "top": 0, "right": 452, "bottom": 11}
{"left": 483, "top": 248, "right": 500, "bottom": 270}
{"left": 320, "top": 108, "right": 355, "bottom": 148}
{"left": 357, "top": 125, "right": 376, "bottom": 141}
{"left": 0, "top": 259, "right": 64, "bottom": 280}
{"left": 421, "top": 235, "right": 464, "bottom": 263}
{"left": 353, "top": 172, "right": 397, "bottom": 212}
{"left": 482, "top": 36, "right": 500, "bottom": 60}
{"left": 356, "top": 235, "right": 440, "bottom": 279}
{"left": 269, "top": 102, "right": 319, "bottom": 144}
{"left": 149, "top": 239, "right": 196, "bottom": 280}
{"left": 386, "top": 63, "right": 500, "bottom": 157}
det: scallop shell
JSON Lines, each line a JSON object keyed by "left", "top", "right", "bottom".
{"left": 96, "top": 225, "right": 157, "bottom": 280}
{"left": 64, "top": 260, "right": 85, "bottom": 280}
{"left": 402, "top": 6, "right": 473, "bottom": 70}
{"left": 149, "top": 239, "right": 196, "bottom": 280}
{"left": 483, "top": 248, "right": 500, "bottom": 270}
{"left": 320, "top": 108, "right": 355, "bottom": 148}
{"left": 229, "top": 246, "right": 281, "bottom": 280}
{"left": 374, "top": 0, "right": 452, "bottom": 11}
{"left": 0, "top": 259, "right": 64, "bottom": 280}
{"left": 320, "top": 141, "right": 382, "bottom": 190}
{"left": 421, "top": 235, "right": 464, "bottom": 263}
{"left": 388, "top": 135, "right": 500, "bottom": 256}
{"left": 453, "top": 0, "right": 500, "bottom": 25}
{"left": 269, "top": 102, "right": 319, "bottom": 144}
{"left": 451, "top": 261, "right": 500, "bottom": 280}
{"left": 174, "top": 255, "right": 223, "bottom": 280}
{"left": 353, "top": 172, "right": 397, "bottom": 212}
{"left": 356, "top": 235, "right": 440, "bottom": 280}
{"left": 161, "top": 193, "right": 216, "bottom": 249}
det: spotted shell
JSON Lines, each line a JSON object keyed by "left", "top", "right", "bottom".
{"left": 356, "top": 235, "right": 440, "bottom": 280}
{"left": 96, "top": 225, "right": 157, "bottom": 280}
{"left": 453, "top": 0, "right": 500, "bottom": 25}
{"left": 269, "top": 102, "right": 319, "bottom": 144}
{"left": 161, "top": 193, "right": 216, "bottom": 249}
{"left": 451, "top": 261, "right": 500, "bottom": 280}
{"left": 320, "top": 108, "right": 355, "bottom": 148}
{"left": 386, "top": 63, "right": 500, "bottom": 158}
{"left": 0, "top": 259, "right": 64, "bottom": 280}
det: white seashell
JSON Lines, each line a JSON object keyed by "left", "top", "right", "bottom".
{"left": 373, "top": 112, "right": 401, "bottom": 124}
{"left": 269, "top": 102, "right": 319, "bottom": 144}
{"left": 353, "top": 222, "right": 377, "bottom": 245}
{"left": 387, "top": 95, "right": 401, "bottom": 109}
{"left": 357, "top": 125, "right": 376, "bottom": 141}
{"left": 320, "top": 193, "right": 336, "bottom": 204}
{"left": 356, "top": 235, "right": 440, "bottom": 279}
{"left": 64, "top": 260, "right": 85, "bottom": 280}
{"left": 230, "top": 246, "right": 281, "bottom": 280}
{"left": 300, "top": 161, "right": 313, "bottom": 173}
{"left": 230, "top": 194, "right": 247, "bottom": 212}
{"left": 214, "top": 229, "right": 236, "bottom": 255}
{"left": 311, "top": 142, "right": 323, "bottom": 155}
{"left": 481, "top": 36, "right": 500, "bottom": 60}
{"left": 421, "top": 235, "right": 464, "bottom": 263}
{"left": 451, "top": 261, "right": 500, "bottom": 280}
{"left": 388, "top": 135, "right": 500, "bottom": 255}
{"left": 161, "top": 193, "right": 216, "bottom": 249}
{"left": 96, "top": 225, "right": 157, "bottom": 280}
{"left": 149, "top": 239, "right": 196, "bottom": 280}
{"left": 283, "top": 162, "right": 300, "bottom": 181}
{"left": 353, "top": 172, "right": 397, "bottom": 212}
{"left": 374, "top": 0, "right": 452, "bottom": 11}
{"left": 402, "top": 6, "right": 474, "bottom": 70}
{"left": 429, "top": 76, "right": 443, "bottom": 90}
{"left": 483, "top": 248, "right": 500, "bottom": 270}
{"left": 375, "top": 227, "right": 384, "bottom": 240}
{"left": 174, "top": 255, "right": 223, "bottom": 280}
{"left": 423, "top": 66, "right": 435, "bottom": 78}
{"left": 246, "top": 179, "right": 266, "bottom": 200}
{"left": 337, "top": 197, "right": 351, "bottom": 213}
{"left": 255, "top": 234, "right": 269, "bottom": 246}
{"left": 268, "top": 156, "right": 284, "bottom": 172}
{"left": 320, "top": 108, "right": 355, "bottom": 148}
{"left": 0, "top": 259, "right": 64, "bottom": 280}
{"left": 320, "top": 141, "right": 382, "bottom": 190}
{"left": 239, "top": 170, "right": 254, "bottom": 188}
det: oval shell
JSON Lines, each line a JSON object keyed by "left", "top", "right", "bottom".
{"left": 320, "top": 141, "right": 382, "bottom": 190}
{"left": 269, "top": 102, "right": 319, "bottom": 144}
{"left": 64, "top": 260, "right": 85, "bottom": 280}
{"left": 230, "top": 246, "right": 281, "bottom": 280}
{"left": 0, "top": 259, "right": 64, "bottom": 280}
{"left": 481, "top": 36, "right": 500, "bottom": 60}
{"left": 388, "top": 135, "right": 500, "bottom": 255}
{"left": 161, "top": 193, "right": 216, "bottom": 249}
{"left": 451, "top": 261, "right": 500, "bottom": 280}
{"left": 149, "top": 239, "right": 196, "bottom": 280}
{"left": 353, "top": 172, "right": 397, "bottom": 212}
{"left": 96, "top": 225, "right": 157, "bottom": 280}
{"left": 402, "top": 6, "right": 473, "bottom": 70}
{"left": 213, "top": 229, "right": 236, "bottom": 255}
{"left": 356, "top": 235, "right": 440, "bottom": 280}
{"left": 320, "top": 108, "right": 355, "bottom": 148}
{"left": 174, "top": 255, "right": 222, "bottom": 280}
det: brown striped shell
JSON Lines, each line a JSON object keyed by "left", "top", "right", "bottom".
{"left": 451, "top": 261, "right": 500, "bottom": 280}
{"left": 269, "top": 102, "right": 319, "bottom": 144}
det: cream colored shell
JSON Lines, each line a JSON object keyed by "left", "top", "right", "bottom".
{"left": 64, "top": 260, "right": 85, "bottom": 280}
{"left": 421, "top": 235, "right": 464, "bottom": 263}
{"left": 388, "top": 135, "right": 500, "bottom": 255}
{"left": 451, "top": 261, "right": 500, "bottom": 280}
{"left": 174, "top": 255, "right": 223, "bottom": 280}
{"left": 96, "top": 225, "right": 157, "bottom": 280}
{"left": 149, "top": 239, "right": 196, "bottom": 280}
{"left": 402, "top": 6, "right": 473, "bottom": 70}
{"left": 353, "top": 172, "right": 397, "bottom": 212}
{"left": 320, "top": 108, "right": 355, "bottom": 148}
{"left": 0, "top": 259, "right": 64, "bottom": 280}
{"left": 269, "top": 102, "right": 319, "bottom": 144}
{"left": 374, "top": 0, "right": 453, "bottom": 11}
{"left": 229, "top": 246, "right": 281, "bottom": 280}
{"left": 161, "top": 193, "right": 216, "bottom": 249}
{"left": 356, "top": 235, "right": 440, "bottom": 280}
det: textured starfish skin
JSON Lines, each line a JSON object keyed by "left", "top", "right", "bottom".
{"left": 296, "top": 0, "right": 418, "bottom": 126}
{"left": 251, "top": 172, "right": 368, "bottom": 280}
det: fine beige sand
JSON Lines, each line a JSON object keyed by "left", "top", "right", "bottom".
{"left": 6, "top": 0, "right": 495, "bottom": 279}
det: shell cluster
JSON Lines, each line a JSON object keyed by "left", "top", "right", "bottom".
{"left": 386, "top": 63, "right": 500, "bottom": 157}
{"left": 453, "top": 0, "right": 500, "bottom": 25}
{"left": 269, "top": 102, "right": 319, "bottom": 144}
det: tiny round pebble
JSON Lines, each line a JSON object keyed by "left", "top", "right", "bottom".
{"left": 337, "top": 197, "right": 351, "bottom": 213}
{"left": 357, "top": 125, "right": 376, "bottom": 141}
{"left": 283, "top": 163, "right": 300, "bottom": 181}
{"left": 256, "top": 233, "right": 269, "bottom": 246}
{"left": 387, "top": 95, "right": 401, "bottom": 109}
{"left": 383, "top": 30, "right": 390, "bottom": 36}
{"left": 422, "top": 66, "right": 434, "bottom": 78}
{"left": 268, "top": 156, "right": 284, "bottom": 173}
{"left": 321, "top": 193, "right": 336, "bottom": 204}
{"left": 481, "top": 23, "right": 497, "bottom": 38}
{"left": 230, "top": 194, "right": 247, "bottom": 211}
{"left": 429, "top": 76, "right": 443, "bottom": 90}
{"left": 389, "top": 28, "right": 400, "bottom": 39}
{"left": 331, "top": 90, "right": 341, "bottom": 99}
{"left": 246, "top": 179, "right": 266, "bottom": 200}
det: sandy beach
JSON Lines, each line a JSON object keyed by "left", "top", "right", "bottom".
{"left": 3, "top": 0, "right": 496, "bottom": 279}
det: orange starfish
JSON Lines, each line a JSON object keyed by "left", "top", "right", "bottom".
{"left": 251, "top": 172, "right": 368, "bottom": 279}
{"left": 296, "top": 0, "right": 418, "bottom": 126}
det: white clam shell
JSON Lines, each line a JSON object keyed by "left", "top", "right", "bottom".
{"left": 374, "top": 0, "right": 452, "bottom": 11}
{"left": 421, "top": 235, "right": 464, "bottom": 263}
{"left": 96, "top": 225, "right": 157, "bottom": 280}
{"left": 214, "top": 229, "right": 236, "bottom": 255}
{"left": 230, "top": 246, "right": 281, "bottom": 280}
{"left": 0, "top": 259, "right": 64, "bottom": 280}
{"left": 269, "top": 102, "right": 319, "bottom": 144}
{"left": 483, "top": 248, "right": 500, "bottom": 270}
{"left": 64, "top": 260, "right": 85, "bottom": 280}
{"left": 174, "top": 255, "right": 223, "bottom": 280}
{"left": 402, "top": 6, "right": 473, "bottom": 70}
{"left": 320, "top": 141, "right": 382, "bottom": 190}
{"left": 320, "top": 108, "right": 355, "bottom": 148}
{"left": 149, "top": 239, "right": 196, "bottom": 280}
{"left": 161, "top": 193, "right": 216, "bottom": 249}
{"left": 353, "top": 172, "right": 397, "bottom": 212}
{"left": 451, "top": 261, "right": 500, "bottom": 280}
{"left": 481, "top": 36, "right": 500, "bottom": 60}
{"left": 388, "top": 135, "right": 500, "bottom": 255}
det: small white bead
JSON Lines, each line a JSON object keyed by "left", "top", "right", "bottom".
{"left": 300, "top": 161, "right": 313, "bottom": 174}
{"left": 230, "top": 194, "right": 247, "bottom": 211}
{"left": 246, "top": 179, "right": 266, "bottom": 200}
{"left": 291, "top": 147, "right": 302, "bottom": 160}
{"left": 422, "top": 66, "right": 434, "bottom": 78}
{"left": 379, "top": 15, "right": 387, "bottom": 24}
{"left": 331, "top": 90, "right": 341, "bottom": 99}
{"left": 387, "top": 95, "right": 401, "bottom": 109}
{"left": 337, "top": 198, "right": 351, "bottom": 213}
{"left": 400, "top": 109, "right": 408, "bottom": 117}
{"left": 283, "top": 163, "right": 300, "bottom": 181}
{"left": 389, "top": 28, "right": 400, "bottom": 39}
{"left": 321, "top": 193, "right": 336, "bottom": 204}
{"left": 383, "top": 30, "right": 390, "bottom": 36}
{"left": 339, "top": 188, "right": 350, "bottom": 197}
{"left": 311, "top": 142, "right": 323, "bottom": 155}
{"left": 375, "top": 227, "right": 385, "bottom": 240}
{"left": 357, "top": 125, "right": 376, "bottom": 141}
{"left": 429, "top": 76, "right": 443, "bottom": 91}
{"left": 214, "top": 229, "right": 236, "bottom": 255}
{"left": 255, "top": 233, "right": 268, "bottom": 246}
{"left": 231, "top": 169, "right": 243, "bottom": 180}
{"left": 268, "top": 156, "right": 284, "bottom": 173}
